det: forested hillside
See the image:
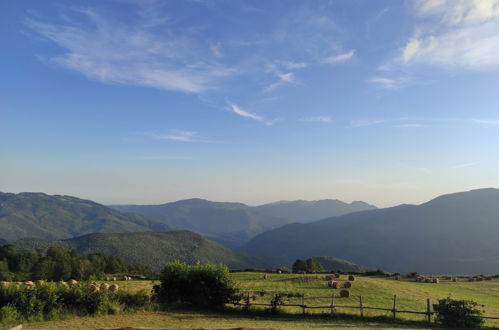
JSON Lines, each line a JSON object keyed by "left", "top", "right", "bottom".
{"left": 0, "top": 192, "right": 172, "bottom": 241}
{"left": 13, "top": 231, "right": 281, "bottom": 272}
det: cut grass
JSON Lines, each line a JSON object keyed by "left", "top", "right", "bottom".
{"left": 23, "top": 273, "right": 499, "bottom": 329}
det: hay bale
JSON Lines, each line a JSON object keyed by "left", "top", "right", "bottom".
{"left": 340, "top": 289, "right": 350, "bottom": 298}
{"left": 35, "top": 280, "right": 45, "bottom": 286}
{"left": 90, "top": 284, "right": 100, "bottom": 292}
{"left": 263, "top": 274, "right": 269, "bottom": 280}
{"left": 433, "top": 278, "right": 439, "bottom": 284}
{"left": 0, "top": 281, "right": 8, "bottom": 287}
{"left": 109, "top": 284, "right": 119, "bottom": 292}
{"left": 394, "top": 275, "right": 401, "bottom": 281}
{"left": 112, "top": 277, "right": 117, "bottom": 281}
{"left": 58, "top": 281, "right": 68, "bottom": 287}
{"left": 452, "top": 277, "right": 458, "bottom": 282}
{"left": 348, "top": 275, "right": 355, "bottom": 281}
{"left": 344, "top": 281, "right": 352, "bottom": 288}
{"left": 24, "top": 281, "right": 35, "bottom": 288}
{"left": 277, "top": 270, "right": 282, "bottom": 274}
{"left": 69, "top": 279, "right": 78, "bottom": 285}
{"left": 100, "top": 283, "right": 110, "bottom": 290}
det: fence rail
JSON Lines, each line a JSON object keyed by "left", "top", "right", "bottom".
{"left": 232, "top": 292, "right": 499, "bottom": 323}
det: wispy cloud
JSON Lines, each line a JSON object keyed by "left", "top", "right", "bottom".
{"left": 145, "top": 130, "right": 212, "bottom": 143}
{"left": 323, "top": 50, "right": 355, "bottom": 64}
{"left": 452, "top": 162, "right": 479, "bottom": 169}
{"left": 393, "top": 123, "right": 427, "bottom": 128}
{"left": 302, "top": 116, "right": 333, "bottom": 123}
{"left": 402, "top": 0, "right": 499, "bottom": 70}
{"left": 264, "top": 72, "right": 295, "bottom": 92}
{"left": 230, "top": 104, "right": 264, "bottom": 122}
{"left": 25, "top": 7, "right": 234, "bottom": 94}
{"left": 369, "top": 76, "right": 409, "bottom": 90}
{"left": 472, "top": 119, "right": 499, "bottom": 125}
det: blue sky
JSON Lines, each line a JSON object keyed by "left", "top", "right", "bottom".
{"left": 1, "top": 0, "right": 499, "bottom": 207}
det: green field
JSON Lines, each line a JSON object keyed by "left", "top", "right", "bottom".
{"left": 24, "top": 273, "right": 499, "bottom": 329}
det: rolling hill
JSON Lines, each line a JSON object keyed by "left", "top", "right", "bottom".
{"left": 241, "top": 188, "right": 499, "bottom": 274}
{"left": 12, "top": 231, "right": 281, "bottom": 272}
{"left": 312, "top": 256, "right": 368, "bottom": 273}
{"left": 0, "top": 192, "right": 173, "bottom": 241}
{"left": 112, "top": 198, "right": 376, "bottom": 246}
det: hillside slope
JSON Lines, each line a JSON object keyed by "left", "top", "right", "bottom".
{"left": 241, "top": 188, "right": 499, "bottom": 274}
{"left": 0, "top": 192, "right": 172, "bottom": 241}
{"left": 13, "top": 231, "right": 280, "bottom": 272}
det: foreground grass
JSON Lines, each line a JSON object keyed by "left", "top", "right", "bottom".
{"left": 22, "top": 273, "right": 499, "bottom": 329}
{"left": 26, "top": 309, "right": 434, "bottom": 329}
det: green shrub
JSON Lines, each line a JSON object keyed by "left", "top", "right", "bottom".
{"left": 433, "top": 297, "right": 484, "bottom": 329}
{"left": 0, "top": 305, "right": 21, "bottom": 327}
{"left": 153, "top": 262, "right": 238, "bottom": 308}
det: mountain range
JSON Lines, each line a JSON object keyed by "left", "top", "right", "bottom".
{"left": 112, "top": 198, "right": 376, "bottom": 246}
{"left": 241, "top": 188, "right": 499, "bottom": 274}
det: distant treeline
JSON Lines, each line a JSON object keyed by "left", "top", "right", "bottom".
{"left": 0, "top": 244, "right": 154, "bottom": 281}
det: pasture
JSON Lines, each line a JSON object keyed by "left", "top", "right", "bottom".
{"left": 21, "top": 273, "right": 499, "bottom": 329}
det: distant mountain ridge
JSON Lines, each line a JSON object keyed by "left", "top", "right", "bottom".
{"left": 112, "top": 198, "right": 376, "bottom": 246}
{"left": 0, "top": 192, "right": 173, "bottom": 241}
{"left": 11, "top": 231, "right": 282, "bottom": 272}
{"left": 241, "top": 188, "right": 499, "bottom": 274}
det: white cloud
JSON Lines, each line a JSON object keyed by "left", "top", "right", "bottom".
{"left": 472, "top": 119, "right": 499, "bottom": 125}
{"left": 302, "top": 116, "right": 333, "bottom": 123}
{"left": 230, "top": 104, "right": 264, "bottom": 122}
{"left": 145, "top": 130, "right": 211, "bottom": 143}
{"left": 393, "top": 123, "right": 427, "bottom": 128}
{"left": 369, "top": 76, "right": 409, "bottom": 90}
{"left": 210, "top": 42, "right": 223, "bottom": 58}
{"left": 25, "top": 8, "right": 234, "bottom": 94}
{"left": 452, "top": 162, "right": 479, "bottom": 169}
{"left": 400, "top": 0, "right": 499, "bottom": 70}
{"left": 323, "top": 50, "right": 355, "bottom": 64}
{"left": 264, "top": 72, "right": 295, "bottom": 92}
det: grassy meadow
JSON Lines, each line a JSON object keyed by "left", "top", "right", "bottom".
{"left": 22, "top": 273, "right": 499, "bottom": 329}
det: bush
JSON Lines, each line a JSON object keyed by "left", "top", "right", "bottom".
{"left": 433, "top": 297, "right": 484, "bottom": 329}
{"left": 153, "top": 262, "right": 238, "bottom": 308}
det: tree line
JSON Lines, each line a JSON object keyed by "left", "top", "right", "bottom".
{"left": 0, "top": 244, "right": 153, "bottom": 281}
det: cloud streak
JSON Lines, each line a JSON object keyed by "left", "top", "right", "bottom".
{"left": 145, "top": 130, "right": 212, "bottom": 143}
{"left": 230, "top": 104, "right": 264, "bottom": 122}
{"left": 25, "top": 7, "right": 234, "bottom": 94}
{"left": 323, "top": 49, "right": 356, "bottom": 64}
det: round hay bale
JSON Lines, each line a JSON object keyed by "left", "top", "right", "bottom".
{"left": 109, "top": 284, "right": 119, "bottom": 292}
{"left": 340, "top": 289, "right": 350, "bottom": 298}
{"left": 344, "top": 281, "right": 352, "bottom": 288}
{"left": 112, "top": 277, "right": 117, "bottom": 281}
{"left": 263, "top": 274, "right": 269, "bottom": 280}
{"left": 35, "top": 280, "right": 45, "bottom": 286}
{"left": 0, "top": 281, "right": 8, "bottom": 287}
{"left": 394, "top": 275, "right": 401, "bottom": 281}
{"left": 58, "top": 281, "right": 68, "bottom": 287}
{"left": 90, "top": 284, "right": 100, "bottom": 292}
{"left": 100, "top": 283, "right": 110, "bottom": 290}
{"left": 69, "top": 279, "right": 78, "bottom": 285}
{"left": 433, "top": 278, "right": 439, "bottom": 284}
{"left": 24, "top": 281, "right": 35, "bottom": 288}
{"left": 277, "top": 270, "right": 282, "bottom": 274}
{"left": 452, "top": 277, "right": 458, "bottom": 282}
{"left": 348, "top": 275, "right": 355, "bottom": 281}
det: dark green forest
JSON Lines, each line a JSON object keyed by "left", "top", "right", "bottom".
{"left": 0, "top": 245, "right": 153, "bottom": 281}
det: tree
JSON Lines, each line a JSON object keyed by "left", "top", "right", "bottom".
{"left": 433, "top": 297, "right": 484, "bottom": 329}
{"left": 306, "top": 258, "right": 324, "bottom": 273}
{"left": 292, "top": 259, "right": 307, "bottom": 273}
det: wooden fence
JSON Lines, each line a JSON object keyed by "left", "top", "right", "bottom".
{"left": 232, "top": 292, "right": 499, "bottom": 323}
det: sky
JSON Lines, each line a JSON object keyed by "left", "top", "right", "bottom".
{"left": 1, "top": 0, "right": 499, "bottom": 207}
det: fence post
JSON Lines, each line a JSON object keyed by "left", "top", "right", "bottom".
{"left": 360, "top": 296, "right": 364, "bottom": 317}
{"left": 301, "top": 294, "right": 306, "bottom": 314}
{"left": 330, "top": 294, "right": 335, "bottom": 315}
{"left": 246, "top": 291, "right": 251, "bottom": 309}
{"left": 392, "top": 295, "right": 397, "bottom": 319}
{"left": 426, "top": 298, "right": 432, "bottom": 323}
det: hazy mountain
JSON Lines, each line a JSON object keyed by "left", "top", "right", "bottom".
{"left": 0, "top": 192, "right": 172, "bottom": 241}
{"left": 112, "top": 198, "right": 376, "bottom": 246}
{"left": 12, "top": 231, "right": 281, "bottom": 272}
{"left": 253, "top": 199, "right": 376, "bottom": 223}
{"left": 112, "top": 199, "right": 291, "bottom": 246}
{"left": 241, "top": 188, "right": 499, "bottom": 274}
{"left": 0, "top": 238, "right": 7, "bottom": 246}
